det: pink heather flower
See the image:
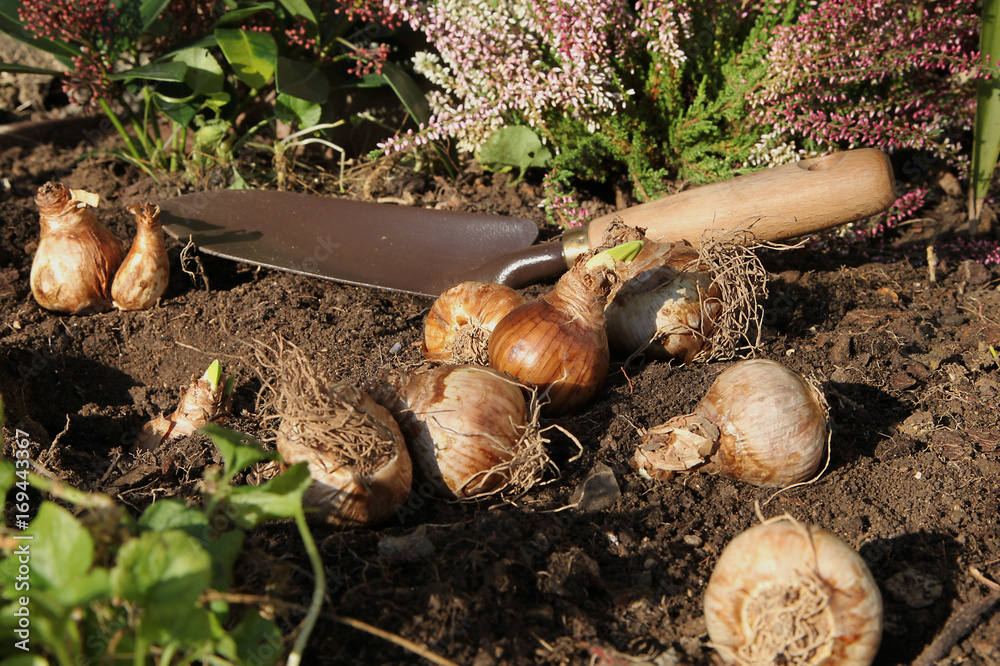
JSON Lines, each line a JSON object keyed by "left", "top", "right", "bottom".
{"left": 378, "top": 0, "right": 644, "bottom": 154}
{"left": 749, "top": 0, "right": 981, "bottom": 162}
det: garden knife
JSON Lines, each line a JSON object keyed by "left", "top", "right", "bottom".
{"left": 160, "top": 147, "right": 896, "bottom": 298}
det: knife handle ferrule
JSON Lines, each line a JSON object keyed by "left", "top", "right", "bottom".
{"left": 560, "top": 226, "right": 590, "bottom": 269}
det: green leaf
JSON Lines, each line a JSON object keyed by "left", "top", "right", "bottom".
{"left": 144, "top": 604, "right": 221, "bottom": 648}
{"left": 0, "top": 503, "right": 95, "bottom": 592}
{"left": 276, "top": 57, "right": 329, "bottom": 103}
{"left": 139, "top": 0, "right": 173, "bottom": 30}
{"left": 0, "top": 62, "right": 61, "bottom": 76}
{"left": 201, "top": 423, "right": 275, "bottom": 480}
{"left": 202, "top": 360, "right": 223, "bottom": 392}
{"left": 138, "top": 498, "right": 209, "bottom": 533}
{"left": 109, "top": 60, "right": 188, "bottom": 83}
{"left": 174, "top": 46, "right": 226, "bottom": 97}
{"left": 205, "top": 529, "right": 245, "bottom": 591}
{"left": 221, "top": 610, "right": 283, "bottom": 666}
{"left": 153, "top": 91, "right": 201, "bottom": 128}
{"left": 0, "top": 460, "right": 11, "bottom": 499}
{"left": 111, "top": 529, "right": 213, "bottom": 610}
{"left": 223, "top": 463, "right": 312, "bottom": 529}
{"left": 213, "top": 2, "right": 275, "bottom": 27}
{"left": 480, "top": 126, "right": 552, "bottom": 185}
{"left": 276, "top": 93, "right": 322, "bottom": 128}
{"left": 215, "top": 28, "right": 277, "bottom": 89}
{"left": 971, "top": 0, "right": 1000, "bottom": 224}
{"left": 379, "top": 61, "right": 431, "bottom": 125}
{"left": 55, "top": 568, "right": 111, "bottom": 608}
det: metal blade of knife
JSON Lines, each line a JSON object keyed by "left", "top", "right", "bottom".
{"left": 160, "top": 189, "right": 541, "bottom": 297}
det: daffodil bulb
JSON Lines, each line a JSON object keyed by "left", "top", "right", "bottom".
{"left": 634, "top": 359, "right": 828, "bottom": 487}
{"left": 704, "top": 516, "right": 883, "bottom": 665}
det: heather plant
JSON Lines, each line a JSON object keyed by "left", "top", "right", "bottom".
{"left": 749, "top": 1, "right": 981, "bottom": 161}
{"left": 0, "top": 0, "right": 410, "bottom": 179}
{"left": 748, "top": 0, "right": 982, "bottom": 231}
{"left": 376, "top": 0, "right": 993, "bottom": 237}
{"left": 376, "top": 0, "right": 807, "bottom": 225}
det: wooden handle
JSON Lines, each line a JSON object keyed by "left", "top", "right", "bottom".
{"left": 586, "top": 148, "right": 897, "bottom": 247}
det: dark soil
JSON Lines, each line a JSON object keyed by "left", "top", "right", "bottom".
{"left": 2, "top": 125, "right": 999, "bottom": 666}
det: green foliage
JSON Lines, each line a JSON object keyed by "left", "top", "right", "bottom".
{"left": 535, "top": 2, "right": 798, "bottom": 204}
{"left": 479, "top": 126, "right": 552, "bottom": 185}
{"left": 0, "top": 425, "right": 320, "bottom": 665}
{"left": 0, "top": 0, "right": 417, "bottom": 181}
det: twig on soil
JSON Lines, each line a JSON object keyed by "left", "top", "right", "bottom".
{"left": 200, "top": 591, "right": 462, "bottom": 666}
{"left": 179, "top": 236, "right": 210, "bottom": 290}
{"left": 911, "top": 568, "right": 1000, "bottom": 666}
{"left": 970, "top": 567, "right": 1000, "bottom": 592}
{"left": 97, "top": 447, "right": 123, "bottom": 486}
{"left": 41, "top": 415, "right": 71, "bottom": 463}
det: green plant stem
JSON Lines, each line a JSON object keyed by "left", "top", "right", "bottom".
{"left": 98, "top": 97, "right": 143, "bottom": 161}
{"left": 27, "top": 465, "right": 116, "bottom": 511}
{"left": 970, "top": 0, "right": 1000, "bottom": 233}
{"left": 160, "top": 642, "right": 178, "bottom": 665}
{"left": 286, "top": 510, "right": 324, "bottom": 666}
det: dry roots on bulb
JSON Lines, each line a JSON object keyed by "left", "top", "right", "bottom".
{"left": 634, "top": 359, "right": 828, "bottom": 487}
{"left": 704, "top": 516, "right": 883, "bottom": 665}
{"left": 375, "top": 363, "right": 553, "bottom": 499}
{"left": 604, "top": 227, "right": 767, "bottom": 363}
{"left": 487, "top": 237, "right": 641, "bottom": 415}
{"left": 134, "top": 360, "right": 233, "bottom": 453}
{"left": 423, "top": 281, "right": 526, "bottom": 365}
{"left": 264, "top": 345, "right": 411, "bottom": 527}
{"left": 30, "top": 182, "right": 125, "bottom": 314}
{"left": 112, "top": 203, "right": 170, "bottom": 311}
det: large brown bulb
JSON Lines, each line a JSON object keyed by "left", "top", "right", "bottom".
{"left": 30, "top": 182, "right": 125, "bottom": 314}
{"left": 488, "top": 266, "right": 612, "bottom": 416}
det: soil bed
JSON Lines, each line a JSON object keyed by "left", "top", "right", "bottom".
{"left": 1, "top": 131, "right": 999, "bottom": 665}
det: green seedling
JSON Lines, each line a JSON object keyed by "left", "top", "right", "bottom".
{"left": 584, "top": 240, "right": 645, "bottom": 271}
{"left": 0, "top": 424, "right": 319, "bottom": 665}
{"left": 990, "top": 344, "right": 1000, "bottom": 370}
{"left": 202, "top": 359, "right": 236, "bottom": 396}
{"left": 203, "top": 359, "right": 223, "bottom": 392}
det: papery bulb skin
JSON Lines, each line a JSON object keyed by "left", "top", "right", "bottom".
{"left": 383, "top": 364, "right": 539, "bottom": 499}
{"left": 423, "top": 282, "right": 525, "bottom": 365}
{"left": 112, "top": 203, "right": 170, "bottom": 311}
{"left": 134, "top": 374, "right": 233, "bottom": 452}
{"left": 704, "top": 517, "right": 882, "bottom": 666}
{"left": 275, "top": 363, "right": 411, "bottom": 527}
{"left": 605, "top": 242, "right": 721, "bottom": 363}
{"left": 635, "top": 359, "right": 828, "bottom": 487}
{"left": 30, "top": 182, "right": 125, "bottom": 314}
{"left": 488, "top": 263, "right": 613, "bottom": 416}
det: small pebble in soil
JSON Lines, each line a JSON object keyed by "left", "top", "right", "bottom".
{"left": 377, "top": 526, "right": 435, "bottom": 564}
{"left": 884, "top": 568, "right": 943, "bottom": 609}
{"left": 569, "top": 462, "right": 621, "bottom": 512}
